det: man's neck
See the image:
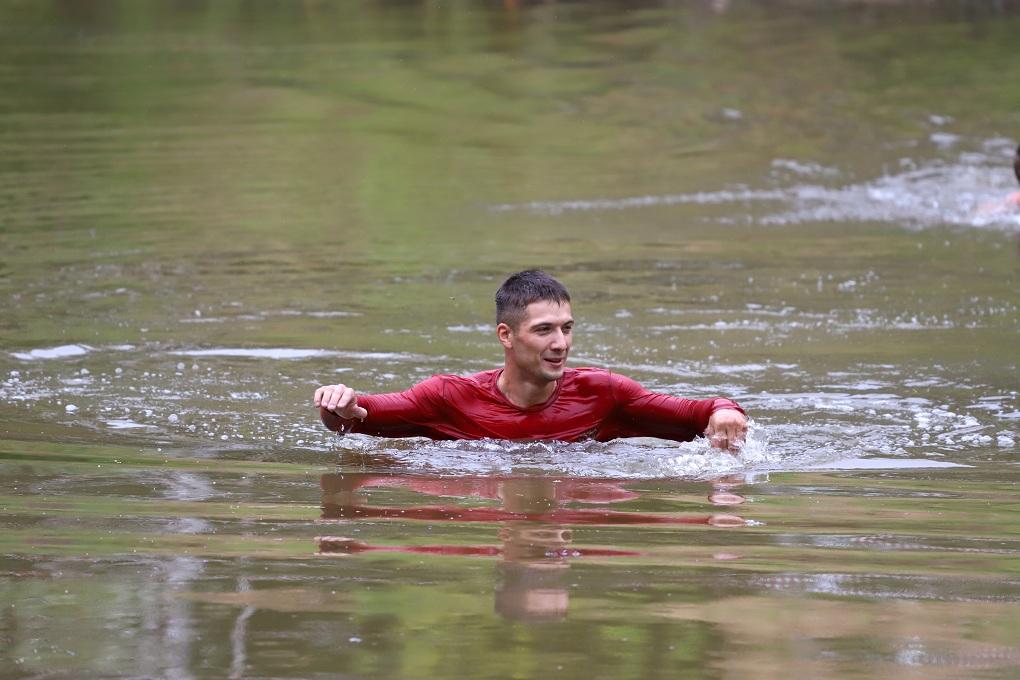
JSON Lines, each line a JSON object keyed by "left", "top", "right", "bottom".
{"left": 497, "top": 366, "right": 558, "bottom": 408}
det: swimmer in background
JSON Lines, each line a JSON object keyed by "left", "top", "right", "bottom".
{"left": 314, "top": 269, "right": 748, "bottom": 451}
{"left": 1011, "top": 144, "right": 1020, "bottom": 207}
{"left": 976, "top": 144, "right": 1020, "bottom": 215}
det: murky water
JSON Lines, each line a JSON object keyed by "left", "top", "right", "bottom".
{"left": 2, "top": 2, "right": 1019, "bottom": 678}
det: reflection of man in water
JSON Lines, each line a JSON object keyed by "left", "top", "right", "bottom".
{"left": 316, "top": 474, "right": 595, "bottom": 622}
{"left": 317, "top": 473, "right": 747, "bottom": 622}
{"left": 494, "top": 477, "right": 571, "bottom": 622}
{"left": 315, "top": 270, "right": 747, "bottom": 451}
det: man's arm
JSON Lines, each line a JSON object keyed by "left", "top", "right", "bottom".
{"left": 610, "top": 372, "right": 747, "bottom": 452}
{"left": 314, "top": 378, "right": 447, "bottom": 438}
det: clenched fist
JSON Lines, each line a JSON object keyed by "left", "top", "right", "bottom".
{"left": 314, "top": 384, "right": 368, "bottom": 421}
{"left": 704, "top": 408, "right": 747, "bottom": 454}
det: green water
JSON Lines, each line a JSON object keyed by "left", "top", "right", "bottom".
{"left": 1, "top": 1, "right": 1019, "bottom": 678}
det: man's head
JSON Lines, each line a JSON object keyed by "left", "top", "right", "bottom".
{"left": 495, "top": 270, "right": 571, "bottom": 330}
{"left": 495, "top": 271, "right": 574, "bottom": 386}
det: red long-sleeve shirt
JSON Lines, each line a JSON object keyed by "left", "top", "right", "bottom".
{"left": 320, "top": 367, "right": 743, "bottom": 443}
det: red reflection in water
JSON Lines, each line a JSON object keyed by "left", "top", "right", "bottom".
{"left": 316, "top": 536, "right": 639, "bottom": 558}
{"left": 320, "top": 473, "right": 745, "bottom": 526}
{"left": 318, "top": 472, "right": 748, "bottom": 622}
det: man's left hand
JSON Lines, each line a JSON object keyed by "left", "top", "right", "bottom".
{"left": 705, "top": 409, "right": 748, "bottom": 454}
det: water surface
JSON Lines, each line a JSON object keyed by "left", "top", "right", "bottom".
{"left": 1, "top": 1, "right": 1019, "bottom": 678}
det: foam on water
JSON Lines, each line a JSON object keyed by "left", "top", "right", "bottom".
{"left": 489, "top": 188, "right": 787, "bottom": 215}
{"left": 171, "top": 348, "right": 432, "bottom": 361}
{"left": 751, "top": 573, "right": 1020, "bottom": 604}
{"left": 105, "top": 418, "right": 155, "bottom": 430}
{"left": 11, "top": 344, "right": 94, "bottom": 361}
{"left": 332, "top": 420, "right": 968, "bottom": 479}
{"left": 171, "top": 348, "right": 334, "bottom": 360}
{"left": 447, "top": 324, "right": 493, "bottom": 333}
{"left": 764, "top": 161, "right": 1020, "bottom": 229}
{"left": 179, "top": 310, "right": 362, "bottom": 324}
{"left": 805, "top": 458, "right": 968, "bottom": 470}
{"left": 1, "top": 342, "right": 1014, "bottom": 478}
{"left": 643, "top": 304, "right": 1018, "bottom": 337}
{"left": 489, "top": 137, "right": 1020, "bottom": 231}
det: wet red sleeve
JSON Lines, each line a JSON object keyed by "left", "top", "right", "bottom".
{"left": 320, "top": 376, "right": 446, "bottom": 438}
{"left": 607, "top": 372, "right": 745, "bottom": 442}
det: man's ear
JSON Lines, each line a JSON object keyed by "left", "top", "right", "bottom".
{"left": 496, "top": 322, "right": 514, "bottom": 349}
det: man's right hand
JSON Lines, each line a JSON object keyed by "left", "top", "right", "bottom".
{"left": 314, "top": 384, "right": 368, "bottom": 420}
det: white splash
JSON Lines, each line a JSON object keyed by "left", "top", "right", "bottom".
{"left": 488, "top": 140, "right": 1020, "bottom": 231}
{"left": 12, "top": 344, "right": 93, "bottom": 361}
{"left": 171, "top": 348, "right": 434, "bottom": 362}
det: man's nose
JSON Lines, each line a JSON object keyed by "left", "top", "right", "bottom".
{"left": 550, "top": 329, "right": 567, "bottom": 350}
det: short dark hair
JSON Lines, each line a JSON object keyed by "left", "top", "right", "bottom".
{"left": 495, "top": 270, "right": 571, "bottom": 328}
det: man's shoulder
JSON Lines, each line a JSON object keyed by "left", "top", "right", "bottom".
{"left": 464, "top": 369, "right": 501, "bottom": 384}
{"left": 424, "top": 370, "right": 500, "bottom": 389}
{"left": 565, "top": 367, "right": 647, "bottom": 398}
{"left": 565, "top": 366, "right": 611, "bottom": 381}
{"left": 399, "top": 372, "right": 497, "bottom": 406}
{"left": 561, "top": 366, "right": 615, "bottom": 392}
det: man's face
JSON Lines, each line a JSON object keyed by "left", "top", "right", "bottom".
{"left": 501, "top": 300, "right": 574, "bottom": 383}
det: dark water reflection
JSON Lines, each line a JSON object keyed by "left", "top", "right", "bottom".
{"left": 3, "top": 462, "right": 1019, "bottom": 678}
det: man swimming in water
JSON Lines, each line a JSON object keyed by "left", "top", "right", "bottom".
{"left": 977, "top": 144, "right": 1020, "bottom": 215}
{"left": 314, "top": 270, "right": 748, "bottom": 451}
{"left": 1011, "top": 144, "right": 1020, "bottom": 207}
